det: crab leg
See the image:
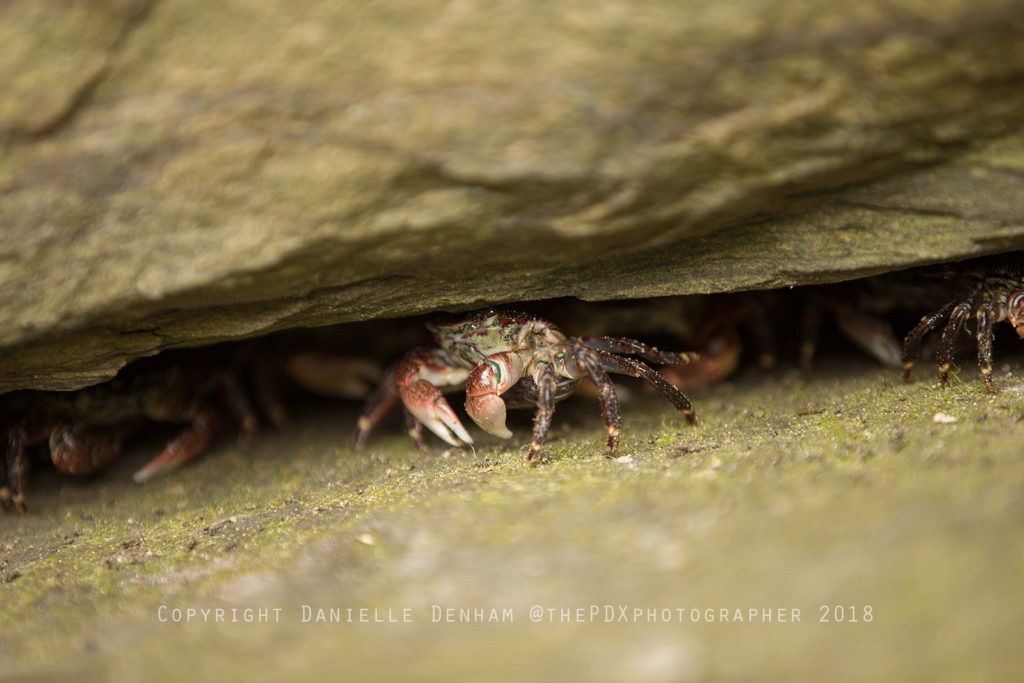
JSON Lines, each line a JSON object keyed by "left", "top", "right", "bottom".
{"left": 798, "top": 294, "right": 824, "bottom": 372}
{"left": 590, "top": 348, "right": 698, "bottom": 424}
{"left": 901, "top": 300, "right": 955, "bottom": 382}
{"left": 579, "top": 337, "right": 699, "bottom": 367}
{"left": 404, "top": 408, "right": 430, "bottom": 452}
{"left": 975, "top": 299, "right": 996, "bottom": 394}
{"left": 464, "top": 352, "right": 525, "bottom": 439}
{"left": 133, "top": 404, "right": 224, "bottom": 483}
{"left": 936, "top": 300, "right": 972, "bottom": 387}
{"left": 252, "top": 351, "right": 291, "bottom": 429}
{"left": 743, "top": 294, "right": 779, "bottom": 370}
{"left": 2, "top": 428, "right": 30, "bottom": 514}
{"left": 525, "top": 363, "right": 559, "bottom": 462}
{"left": 354, "top": 364, "right": 400, "bottom": 449}
{"left": 579, "top": 352, "right": 623, "bottom": 457}
{"left": 219, "top": 372, "right": 259, "bottom": 444}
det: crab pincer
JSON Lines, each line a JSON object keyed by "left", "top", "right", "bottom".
{"left": 464, "top": 352, "right": 526, "bottom": 439}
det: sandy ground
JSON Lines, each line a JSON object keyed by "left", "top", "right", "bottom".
{"left": 2, "top": 354, "right": 1022, "bottom": 681}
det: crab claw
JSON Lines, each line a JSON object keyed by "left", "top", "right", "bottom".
{"left": 834, "top": 305, "right": 902, "bottom": 369}
{"left": 50, "top": 425, "right": 124, "bottom": 476}
{"left": 466, "top": 393, "right": 512, "bottom": 439}
{"left": 400, "top": 380, "right": 474, "bottom": 447}
{"left": 465, "top": 353, "right": 525, "bottom": 439}
{"left": 1008, "top": 291, "right": 1024, "bottom": 338}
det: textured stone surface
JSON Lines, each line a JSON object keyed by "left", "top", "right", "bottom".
{"left": 2, "top": 359, "right": 1022, "bottom": 680}
{"left": 3, "top": 0, "right": 1024, "bottom": 391}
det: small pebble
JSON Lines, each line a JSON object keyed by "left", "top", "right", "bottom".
{"left": 932, "top": 412, "right": 958, "bottom": 424}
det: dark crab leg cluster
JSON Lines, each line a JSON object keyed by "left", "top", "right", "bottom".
{"left": 901, "top": 263, "right": 1024, "bottom": 394}
{"left": 557, "top": 336, "right": 698, "bottom": 461}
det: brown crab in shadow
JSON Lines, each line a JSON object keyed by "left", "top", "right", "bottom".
{"left": 0, "top": 352, "right": 258, "bottom": 514}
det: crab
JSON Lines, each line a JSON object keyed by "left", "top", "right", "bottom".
{"left": 242, "top": 337, "right": 383, "bottom": 429}
{"left": 901, "top": 256, "right": 1024, "bottom": 393}
{"left": 1, "top": 352, "right": 257, "bottom": 514}
{"left": 354, "top": 309, "right": 699, "bottom": 461}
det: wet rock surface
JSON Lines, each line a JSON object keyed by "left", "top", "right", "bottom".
{"left": 3, "top": 0, "right": 1024, "bottom": 391}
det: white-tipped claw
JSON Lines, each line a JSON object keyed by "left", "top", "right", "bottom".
{"left": 465, "top": 393, "right": 513, "bottom": 439}
{"left": 463, "top": 353, "right": 523, "bottom": 439}
{"left": 133, "top": 450, "right": 185, "bottom": 483}
{"left": 405, "top": 389, "right": 474, "bottom": 447}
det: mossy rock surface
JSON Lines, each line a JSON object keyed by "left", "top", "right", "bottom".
{"left": 2, "top": 0, "right": 1024, "bottom": 391}
{"left": 2, "top": 356, "right": 1022, "bottom": 680}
